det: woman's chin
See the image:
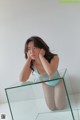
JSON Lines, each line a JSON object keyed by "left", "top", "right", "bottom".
{"left": 31, "top": 56, "right": 38, "bottom": 60}
{"left": 31, "top": 57, "right": 36, "bottom": 60}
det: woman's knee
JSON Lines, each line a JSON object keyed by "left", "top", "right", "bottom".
{"left": 47, "top": 104, "right": 56, "bottom": 111}
{"left": 56, "top": 102, "right": 65, "bottom": 110}
{"left": 47, "top": 102, "right": 65, "bottom": 111}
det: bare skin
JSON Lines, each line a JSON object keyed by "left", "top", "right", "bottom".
{"left": 20, "top": 41, "right": 66, "bottom": 110}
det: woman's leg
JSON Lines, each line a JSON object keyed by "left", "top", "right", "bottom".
{"left": 54, "top": 80, "right": 66, "bottom": 110}
{"left": 42, "top": 83, "right": 56, "bottom": 111}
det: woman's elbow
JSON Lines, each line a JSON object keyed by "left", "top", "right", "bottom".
{"left": 48, "top": 71, "right": 54, "bottom": 77}
{"left": 48, "top": 69, "right": 57, "bottom": 77}
{"left": 19, "top": 75, "right": 28, "bottom": 82}
{"left": 20, "top": 78, "right": 26, "bottom": 82}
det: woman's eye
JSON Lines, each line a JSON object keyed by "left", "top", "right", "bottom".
{"left": 28, "top": 49, "right": 30, "bottom": 51}
{"left": 34, "top": 47, "right": 36, "bottom": 49}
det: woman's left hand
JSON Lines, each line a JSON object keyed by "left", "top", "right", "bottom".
{"left": 39, "top": 49, "right": 45, "bottom": 57}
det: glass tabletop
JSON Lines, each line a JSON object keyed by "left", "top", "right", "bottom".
{"left": 5, "top": 68, "right": 67, "bottom": 90}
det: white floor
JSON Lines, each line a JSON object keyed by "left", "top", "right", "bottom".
{"left": 0, "top": 93, "right": 80, "bottom": 120}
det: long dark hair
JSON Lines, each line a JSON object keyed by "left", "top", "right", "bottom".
{"left": 24, "top": 36, "right": 57, "bottom": 70}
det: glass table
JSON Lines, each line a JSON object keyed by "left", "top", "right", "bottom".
{"left": 5, "top": 69, "right": 79, "bottom": 120}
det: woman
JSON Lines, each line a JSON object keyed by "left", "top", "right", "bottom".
{"left": 20, "top": 36, "right": 66, "bottom": 110}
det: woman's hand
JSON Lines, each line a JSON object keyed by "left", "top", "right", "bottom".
{"left": 26, "top": 51, "right": 31, "bottom": 60}
{"left": 39, "top": 49, "right": 45, "bottom": 57}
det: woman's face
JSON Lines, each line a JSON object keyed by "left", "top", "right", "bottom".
{"left": 27, "top": 41, "right": 41, "bottom": 60}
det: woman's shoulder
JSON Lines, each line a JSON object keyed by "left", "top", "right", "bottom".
{"left": 51, "top": 54, "right": 59, "bottom": 63}
{"left": 51, "top": 52, "right": 59, "bottom": 59}
{"left": 52, "top": 53, "right": 58, "bottom": 56}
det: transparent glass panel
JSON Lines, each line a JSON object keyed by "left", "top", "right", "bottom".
{"left": 63, "top": 70, "right": 79, "bottom": 120}
{"left": 5, "top": 69, "right": 79, "bottom": 120}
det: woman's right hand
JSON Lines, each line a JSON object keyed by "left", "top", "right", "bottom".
{"left": 27, "top": 51, "right": 31, "bottom": 60}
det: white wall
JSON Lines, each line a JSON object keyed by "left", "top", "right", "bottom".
{"left": 0, "top": 0, "right": 80, "bottom": 103}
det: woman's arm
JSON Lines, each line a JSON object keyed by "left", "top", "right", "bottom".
{"left": 20, "top": 57, "right": 32, "bottom": 82}
{"left": 39, "top": 50, "right": 59, "bottom": 76}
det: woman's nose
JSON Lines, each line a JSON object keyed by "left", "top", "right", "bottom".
{"left": 30, "top": 49, "right": 34, "bottom": 54}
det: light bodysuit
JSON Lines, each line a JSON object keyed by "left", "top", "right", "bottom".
{"left": 33, "top": 67, "right": 61, "bottom": 86}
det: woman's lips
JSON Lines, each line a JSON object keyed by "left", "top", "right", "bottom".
{"left": 31, "top": 55, "right": 35, "bottom": 57}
